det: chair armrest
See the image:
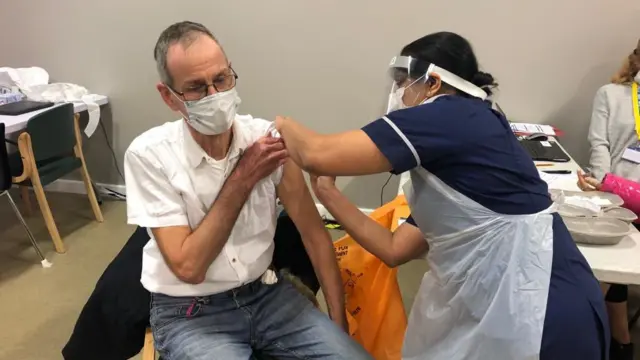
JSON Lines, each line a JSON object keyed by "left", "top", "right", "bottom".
{"left": 142, "top": 328, "right": 156, "bottom": 360}
{"left": 11, "top": 132, "right": 33, "bottom": 183}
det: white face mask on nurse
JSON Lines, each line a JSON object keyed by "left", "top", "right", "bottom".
{"left": 386, "top": 69, "right": 442, "bottom": 113}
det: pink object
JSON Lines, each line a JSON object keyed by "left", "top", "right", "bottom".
{"left": 186, "top": 301, "right": 196, "bottom": 317}
{"left": 600, "top": 173, "right": 640, "bottom": 222}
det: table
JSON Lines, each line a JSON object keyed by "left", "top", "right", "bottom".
{"left": 0, "top": 95, "right": 109, "bottom": 134}
{"left": 397, "top": 138, "right": 640, "bottom": 286}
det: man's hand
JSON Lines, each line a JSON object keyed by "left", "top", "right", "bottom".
{"left": 234, "top": 135, "right": 288, "bottom": 185}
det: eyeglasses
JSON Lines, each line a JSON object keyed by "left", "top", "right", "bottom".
{"left": 170, "top": 67, "right": 238, "bottom": 101}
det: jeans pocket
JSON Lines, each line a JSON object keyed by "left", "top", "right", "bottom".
{"left": 151, "top": 305, "right": 180, "bottom": 335}
{"left": 150, "top": 298, "right": 199, "bottom": 337}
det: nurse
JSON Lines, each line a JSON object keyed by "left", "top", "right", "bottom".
{"left": 275, "top": 32, "right": 609, "bottom": 360}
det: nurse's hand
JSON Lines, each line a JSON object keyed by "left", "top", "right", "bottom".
{"left": 274, "top": 115, "right": 292, "bottom": 132}
{"left": 577, "top": 170, "right": 601, "bottom": 192}
{"left": 309, "top": 174, "right": 337, "bottom": 199}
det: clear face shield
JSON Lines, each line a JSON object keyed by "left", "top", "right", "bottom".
{"left": 386, "top": 56, "right": 488, "bottom": 113}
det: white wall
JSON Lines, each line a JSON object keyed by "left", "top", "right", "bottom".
{"left": 1, "top": 0, "right": 639, "bottom": 208}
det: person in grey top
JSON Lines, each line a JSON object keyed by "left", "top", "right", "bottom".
{"left": 587, "top": 38, "right": 640, "bottom": 360}
{"left": 589, "top": 40, "right": 640, "bottom": 182}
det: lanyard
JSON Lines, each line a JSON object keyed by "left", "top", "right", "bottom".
{"left": 634, "top": 82, "right": 640, "bottom": 139}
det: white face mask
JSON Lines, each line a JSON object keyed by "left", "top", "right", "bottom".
{"left": 385, "top": 75, "right": 426, "bottom": 114}
{"left": 386, "top": 87, "right": 406, "bottom": 113}
{"left": 174, "top": 88, "right": 241, "bottom": 135}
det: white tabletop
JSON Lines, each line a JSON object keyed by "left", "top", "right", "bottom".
{"left": 397, "top": 138, "right": 640, "bottom": 286}
{"left": 0, "top": 95, "right": 109, "bottom": 134}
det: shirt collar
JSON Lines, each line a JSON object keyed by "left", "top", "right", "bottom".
{"left": 182, "top": 117, "right": 250, "bottom": 168}
{"left": 421, "top": 94, "right": 449, "bottom": 105}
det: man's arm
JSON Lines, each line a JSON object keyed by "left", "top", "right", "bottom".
{"left": 151, "top": 169, "right": 254, "bottom": 284}
{"left": 126, "top": 136, "right": 287, "bottom": 285}
{"left": 276, "top": 160, "right": 347, "bottom": 330}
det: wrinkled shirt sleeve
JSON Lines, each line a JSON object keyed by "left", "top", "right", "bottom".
{"left": 601, "top": 173, "right": 640, "bottom": 218}
{"left": 587, "top": 88, "right": 612, "bottom": 181}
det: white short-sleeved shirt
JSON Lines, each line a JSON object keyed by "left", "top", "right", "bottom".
{"left": 124, "top": 115, "right": 283, "bottom": 297}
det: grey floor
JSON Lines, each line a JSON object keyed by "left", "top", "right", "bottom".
{"left": 0, "top": 191, "right": 638, "bottom": 359}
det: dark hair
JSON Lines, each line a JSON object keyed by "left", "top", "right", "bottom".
{"left": 154, "top": 21, "right": 220, "bottom": 86}
{"left": 401, "top": 32, "right": 497, "bottom": 96}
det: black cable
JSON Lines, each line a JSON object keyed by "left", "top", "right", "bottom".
{"left": 99, "top": 121, "right": 125, "bottom": 182}
{"left": 98, "top": 121, "right": 126, "bottom": 199}
{"left": 380, "top": 174, "right": 393, "bottom": 206}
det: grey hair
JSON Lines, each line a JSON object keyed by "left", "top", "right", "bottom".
{"left": 153, "top": 21, "right": 220, "bottom": 86}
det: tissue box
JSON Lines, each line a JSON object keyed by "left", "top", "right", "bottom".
{"left": 0, "top": 93, "right": 24, "bottom": 105}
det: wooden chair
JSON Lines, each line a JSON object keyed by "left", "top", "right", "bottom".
{"left": 1, "top": 123, "right": 50, "bottom": 265}
{"left": 142, "top": 328, "right": 156, "bottom": 360}
{"left": 9, "top": 103, "right": 103, "bottom": 253}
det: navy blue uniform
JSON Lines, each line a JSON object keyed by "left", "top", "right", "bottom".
{"left": 362, "top": 95, "right": 608, "bottom": 359}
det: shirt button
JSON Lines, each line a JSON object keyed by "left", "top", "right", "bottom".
{"left": 232, "top": 258, "right": 237, "bottom": 263}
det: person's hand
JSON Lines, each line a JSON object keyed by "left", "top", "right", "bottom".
{"left": 274, "top": 115, "right": 302, "bottom": 134}
{"left": 274, "top": 115, "right": 290, "bottom": 133}
{"left": 577, "top": 170, "right": 602, "bottom": 192}
{"left": 309, "top": 174, "right": 337, "bottom": 199}
{"left": 234, "top": 135, "right": 288, "bottom": 186}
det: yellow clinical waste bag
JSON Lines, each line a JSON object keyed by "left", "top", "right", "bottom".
{"left": 334, "top": 196, "right": 408, "bottom": 360}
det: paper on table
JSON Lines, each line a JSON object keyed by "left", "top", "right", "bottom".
{"left": 564, "top": 196, "right": 603, "bottom": 213}
{"left": 0, "top": 68, "right": 103, "bottom": 137}
{"left": 539, "top": 170, "right": 581, "bottom": 192}
{"left": 28, "top": 83, "right": 102, "bottom": 137}
{"left": 81, "top": 94, "right": 102, "bottom": 137}
{"left": 565, "top": 196, "right": 611, "bottom": 207}
{"left": 0, "top": 67, "right": 49, "bottom": 90}
{"left": 510, "top": 123, "right": 556, "bottom": 136}
{"left": 0, "top": 72, "right": 16, "bottom": 93}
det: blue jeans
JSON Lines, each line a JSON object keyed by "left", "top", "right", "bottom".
{"left": 150, "top": 276, "right": 371, "bottom": 360}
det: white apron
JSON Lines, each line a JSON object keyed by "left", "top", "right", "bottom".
{"left": 402, "top": 167, "right": 554, "bottom": 360}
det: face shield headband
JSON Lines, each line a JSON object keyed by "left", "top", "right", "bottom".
{"left": 388, "top": 55, "right": 488, "bottom": 100}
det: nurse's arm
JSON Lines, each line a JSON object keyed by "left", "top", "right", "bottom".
{"left": 275, "top": 116, "right": 393, "bottom": 176}
{"left": 314, "top": 179, "right": 428, "bottom": 268}
{"left": 276, "top": 160, "right": 347, "bottom": 330}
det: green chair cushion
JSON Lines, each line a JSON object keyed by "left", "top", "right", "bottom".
{"left": 10, "top": 152, "right": 81, "bottom": 187}
{"left": 8, "top": 151, "right": 23, "bottom": 178}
